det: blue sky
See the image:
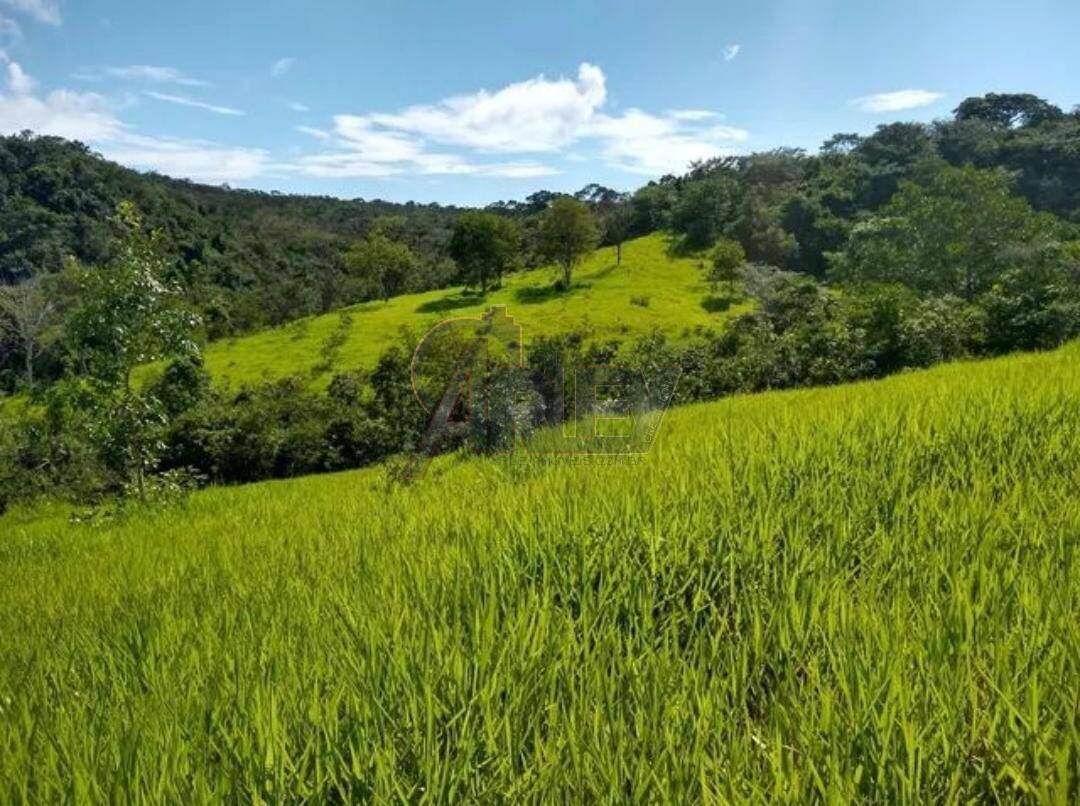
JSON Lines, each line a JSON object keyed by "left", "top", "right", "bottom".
{"left": 2, "top": 0, "right": 1078, "bottom": 205}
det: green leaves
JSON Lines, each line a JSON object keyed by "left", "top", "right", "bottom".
{"left": 345, "top": 233, "right": 420, "bottom": 303}
{"left": 832, "top": 165, "right": 1060, "bottom": 300}
{"left": 537, "top": 197, "right": 599, "bottom": 288}
{"left": 449, "top": 212, "right": 523, "bottom": 295}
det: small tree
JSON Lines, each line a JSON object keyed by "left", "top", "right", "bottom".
{"left": 538, "top": 197, "right": 599, "bottom": 288}
{"left": 64, "top": 202, "right": 201, "bottom": 498}
{"left": 708, "top": 238, "right": 746, "bottom": 288}
{"left": 0, "top": 274, "right": 55, "bottom": 392}
{"left": 449, "top": 212, "right": 522, "bottom": 293}
{"left": 602, "top": 200, "right": 633, "bottom": 265}
{"left": 345, "top": 233, "right": 418, "bottom": 302}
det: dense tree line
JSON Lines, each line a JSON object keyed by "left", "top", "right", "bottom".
{"left": 0, "top": 132, "right": 466, "bottom": 339}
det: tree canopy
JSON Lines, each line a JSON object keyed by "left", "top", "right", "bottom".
{"left": 537, "top": 198, "right": 599, "bottom": 288}
{"left": 449, "top": 212, "right": 522, "bottom": 293}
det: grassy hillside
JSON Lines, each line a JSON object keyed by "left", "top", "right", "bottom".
{"left": 197, "top": 233, "right": 745, "bottom": 388}
{"left": 2, "top": 343, "right": 1079, "bottom": 801}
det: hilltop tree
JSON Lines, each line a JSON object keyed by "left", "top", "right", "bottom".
{"left": 346, "top": 233, "right": 419, "bottom": 302}
{"left": 449, "top": 212, "right": 522, "bottom": 293}
{"left": 538, "top": 197, "right": 599, "bottom": 288}
{"left": 954, "top": 93, "right": 1064, "bottom": 129}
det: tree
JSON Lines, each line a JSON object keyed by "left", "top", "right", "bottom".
{"left": 600, "top": 198, "right": 633, "bottom": 266}
{"left": 538, "top": 197, "right": 599, "bottom": 288}
{"left": 734, "top": 190, "right": 797, "bottom": 268}
{"left": 630, "top": 183, "right": 676, "bottom": 235}
{"left": 670, "top": 175, "right": 742, "bottom": 248}
{"left": 0, "top": 274, "right": 55, "bottom": 391}
{"left": 708, "top": 238, "right": 746, "bottom": 287}
{"left": 954, "top": 93, "right": 1064, "bottom": 129}
{"left": 63, "top": 202, "right": 201, "bottom": 497}
{"left": 345, "top": 233, "right": 419, "bottom": 302}
{"left": 449, "top": 212, "right": 522, "bottom": 293}
{"left": 830, "top": 165, "right": 1058, "bottom": 300}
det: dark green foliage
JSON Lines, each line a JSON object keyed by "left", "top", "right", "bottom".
{"left": 830, "top": 165, "right": 1063, "bottom": 299}
{"left": 449, "top": 211, "right": 522, "bottom": 293}
{"left": 670, "top": 174, "right": 741, "bottom": 249}
{"left": 537, "top": 197, "right": 600, "bottom": 287}
{"left": 344, "top": 233, "right": 420, "bottom": 302}
{"left": 0, "top": 133, "right": 465, "bottom": 335}
{"left": 954, "top": 93, "right": 1065, "bottom": 128}
{"left": 707, "top": 238, "right": 746, "bottom": 286}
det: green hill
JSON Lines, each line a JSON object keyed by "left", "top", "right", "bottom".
{"left": 3, "top": 341, "right": 1078, "bottom": 801}
{"left": 193, "top": 233, "right": 745, "bottom": 389}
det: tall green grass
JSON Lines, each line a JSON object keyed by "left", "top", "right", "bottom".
{"left": 2, "top": 343, "right": 1078, "bottom": 802}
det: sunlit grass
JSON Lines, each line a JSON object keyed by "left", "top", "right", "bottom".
{"left": 197, "top": 234, "right": 745, "bottom": 389}
{"left": 1, "top": 342, "right": 1078, "bottom": 801}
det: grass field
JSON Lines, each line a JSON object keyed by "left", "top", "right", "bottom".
{"left": 195, "top": 233, "right": 746, "bottom": 389}
{"left": 2, "top": 342, "right": 1079, "bottom": 802}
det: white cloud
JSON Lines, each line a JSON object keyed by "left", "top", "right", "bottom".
{"left": 668, "top": 109, "right": 721, "bottom": 122}
{"left": 724, "top": 44, "right": 741, "bottom": 62}
{"left": 0, "top": 63, "right": 268, "bottom": 183}
{"left": 290, "top": 154, "right": 402, "bottom": 178}
{"left": 290, "top": 150, "right": 556, "bottom": 179}
{"left": 144, "top": 91, "right": 244, "bottom": 116}
{"left": 6, "top": 58, "right": 33, "bottom": 93}
{"left": 367, "top": 62, "right": 607, "bottom": 153}
{"left": 333, "top": 115, "right": 425, "bottom": 161}
{"left": 295, "top": 125, "right": 330, "bottom": 140}
{"left": 586, "top": 109, "right": 748, "bottom": 175}
{"left": 104, "top": 134, "right": 270, "bottom": 183}
{"left": 852, "top": 89, "right": 945, "bottom": 113}
{"left": 4, "top": 59, "right": 748, "bottom": 188}
{"left": 271, "top": 57, "right": 296, "bottom": 76}
{"left": 1, "top": 0, "right": 60, "bottom": 26}
{"left": 302, "top": 63, "right": 750, "bottom": 178}
{"left": 0, "top": 84, "right": 123, "bottom": 141}
{"left": 104, "top": 65, "right": 209, "bottom": 87}
{"left": 287, "top": 100, "right": 309, "bottom": 112}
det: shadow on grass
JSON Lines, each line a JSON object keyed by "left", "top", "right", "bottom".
{"left": 415, "top": 289, "right": 486, "bottom": 314}
{"left": 514, "top": 281, "right": 591, "bottom": 304}
{"left": 701, "top": 294, "right": 737, "bottom": 313}
{"left": 665, "top": 235, "right": 708, "bottom": 259}
{"left": 584, "top": 262, "right": 619, "bottom": 282}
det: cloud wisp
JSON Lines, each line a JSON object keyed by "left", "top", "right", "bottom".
{"left": 852, "top": 89, "right": 945, "bottom": 113}
{"left": 271, "top": 57, "right": 296, "bottom": 77}
{"left": 144, "top": 91, "right": 244, "bottom": 116}
{"left": 104, "top": 65, "right": 210, "bottom": 87}
{"left": 1, "top": 0, "right": 60, "bottom": 26}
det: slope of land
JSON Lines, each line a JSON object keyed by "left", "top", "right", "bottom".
{"left": 2, "top": 341, "right": 1078, "bottom": 800}
{"left": 196, "top": 233, "right": 744, "bottom": 388}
